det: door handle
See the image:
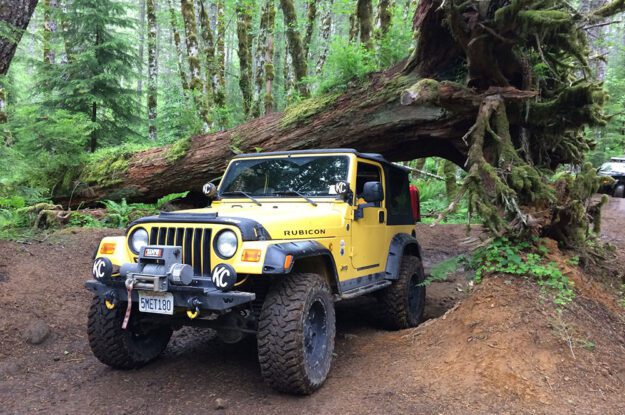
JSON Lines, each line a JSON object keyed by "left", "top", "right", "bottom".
{"left": 379, "top": 211, "right": 385, "bottom": 223}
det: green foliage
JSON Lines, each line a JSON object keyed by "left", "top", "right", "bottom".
{"left": 80, "top": 144, "right": 148, "bottom": 186}
{"left": 469, "top": 237, "right": 575, "bottom": 306}
{"left": 425, "top": 255, "right": 464, "bottom": 285}
{"left": 38, "top": 0, "right": 140, "bottom": 150}
{"left": 4, "top": 106, "right": 94, "bottom": 192}
{"left": 156, "top": 191, "right": 188, "bottom": 209}
{"left": 376, "top": 5, "right": 413, "bottom": 68}
{"left": 315, "top": 38, "right": 376, "bottom": 93}
{"left": 101, "top": 198, "right": 157, "bottom": 228}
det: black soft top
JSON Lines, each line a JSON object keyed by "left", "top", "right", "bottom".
{"left": 232, "top": 148, "right": 409, "bottom": 173}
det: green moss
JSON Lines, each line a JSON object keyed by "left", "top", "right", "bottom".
{"left": 80, "top": 144, "right": 147, "bottom": 187}
{"left": 165, "top": 137, "right": 191, "bottom": 163}
{"left": 279, "top": 92, "right": 341, "bottom": 129}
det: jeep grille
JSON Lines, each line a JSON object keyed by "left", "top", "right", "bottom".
{"left": 148, "top": 227, "right": 212, "bottom": 276}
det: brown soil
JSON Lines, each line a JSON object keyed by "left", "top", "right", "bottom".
{"left": 1, "top": 201, "right": 625, "bottom": 414}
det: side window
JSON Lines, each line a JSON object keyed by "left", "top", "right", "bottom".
{"left": 355, "top": 162, "right": 383, "bottom": 200}
{"left": 386, "top": 167, "right": 413, "bottom": 225}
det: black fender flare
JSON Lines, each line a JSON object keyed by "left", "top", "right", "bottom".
{"left": 262, "top": 241, "right": 341, "bottom": 294}
{"left": 384, "top": 233, "right": 423, "bottom": 280}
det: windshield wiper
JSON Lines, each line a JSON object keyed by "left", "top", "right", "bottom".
{"left": 273, "top": 189, "right": 318, "bottom": 207}
{"left": 220, "top": 191, "right": 262, "bottom": 206}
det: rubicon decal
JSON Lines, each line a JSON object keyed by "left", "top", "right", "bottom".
{"left": 284, "top": 229, "right": 327, "bottom": 236}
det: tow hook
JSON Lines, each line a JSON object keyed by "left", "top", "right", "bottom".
{"left": 104, "top": 290, "right": 118, "bottom": 310}
{"left": 187, "top": 297, "right": 202, "bottom": 319}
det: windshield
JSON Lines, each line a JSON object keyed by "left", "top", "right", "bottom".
{"left": 219, "top": 156, "right": 350, "bottom": 197}
{"left": 599, "top": 162, "right": 625, "bottom": 175}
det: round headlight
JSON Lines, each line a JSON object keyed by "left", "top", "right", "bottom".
{"left": 215, "top": 230, "right": 238, "bottom": 259}
{"left": 129, "top": 228, "right": 149, "bottom": 254}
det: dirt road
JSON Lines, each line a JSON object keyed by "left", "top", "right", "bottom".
{"left": 1, "top": 201, "right": 624, "bottom": 414}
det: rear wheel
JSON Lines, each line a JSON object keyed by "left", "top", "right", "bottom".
{"left": 257, "top": 273, "right": 336, "bottom": 395}
{"left": 614, "top": 184, "right": 625, "bottom": 198}
{"left": 378, "top": 255, "right": 426, "bottom": 330}
{"left": 87, "top": 296, "right": 172, "bottom": 369}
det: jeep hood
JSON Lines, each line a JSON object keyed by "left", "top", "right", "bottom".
{"left": 166, "top": 202, "right": 347, "bottom": 240}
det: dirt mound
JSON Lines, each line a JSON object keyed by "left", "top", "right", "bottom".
{"left": 0, "top": 218, "right": 624, "bottom": 414}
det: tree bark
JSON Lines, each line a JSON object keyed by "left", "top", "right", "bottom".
{"left": 356, "top": 0, "right": 373, "bottom": 50}
{"left": 377, "top": 0, "right": 391, "bottom": 37}
{"left": 137, "top": 0, "right": 146, "bottom": 95}
{"left": 180, "top": 0, "right": 211, "bottom": 130}
{"left": 279, "top": 0, "right": 309, "bottom": 97}
{"left": 168, "top": 0, "right": 189, "bottom": 91}
{"left": 56, "top": 70, "right": 477, "bottom": 206}
{"left": 0, "top": 0, "right": 39, "bottom": 123}
{"left": 214, "top": 0, "right": 226, "bottom": 109}
{"left": 315, "top": 0, "right": 333, "bottom": 75}
{"left": 199, "top": 0, "right": 215, "bottom": 100}
{"left": 43, "top": 0, "right": 58, "bottom": 65}
{"left": 147, "top": 0, "right": 158, "bottom": 140}
{"left": 236, "top": 1, "right": 254, "bottom": 116}
{"left": 303, "top": 0, "right": 316, "bottom": 59}
{"left": 0, "top": 0, "right": 38, "bottom": 75}
{"left": 253, "top": 0, "right": 274, "bottom": 117}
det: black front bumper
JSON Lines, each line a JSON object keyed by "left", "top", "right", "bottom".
{"left": 85, "top": 278, "right": 255, "bottom": 312}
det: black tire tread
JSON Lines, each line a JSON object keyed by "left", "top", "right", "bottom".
{"left": 87, "top": 296, "right": 171, "bottom": 369}
{"left": 257, "top": 273, "right": 335, "bottom": 395}
{"left": 378, "top": 255, "right": 425, "bottom": 330}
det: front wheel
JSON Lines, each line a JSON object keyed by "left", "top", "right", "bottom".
{"left": 614, "top": 184, "right": 625, "bottom": 198}
{"left": 257, "top": 273, "right": 336, "bottom": 395}
{"left": 378, "top": 255, "right": 426, "bottom": 330}
{"left": 87, "top": 296, "right": 172, "bottom": 369}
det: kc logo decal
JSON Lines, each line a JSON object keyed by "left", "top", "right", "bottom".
{"left": 92, "top": 257, "right": 112, "bottom": 280}
{"left": 211, "top": 264, "right": 236, "bottom": 291}
{"left": 335, "top": 181, "right": 349, "bottom": 194}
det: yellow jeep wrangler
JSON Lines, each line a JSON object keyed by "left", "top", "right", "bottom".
{"left": 86, "top": 149, "right": 425, "bottom": 394}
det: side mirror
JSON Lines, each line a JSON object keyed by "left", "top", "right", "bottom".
{"left": 202, "top": 182, "right": 218, "bottom": 199}
{"left": 362, "top": 181, "right": 383, "bottom": 203}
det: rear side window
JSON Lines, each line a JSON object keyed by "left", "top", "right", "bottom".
{"left": 386, "top": 167, "right": 413, "bottom": 225}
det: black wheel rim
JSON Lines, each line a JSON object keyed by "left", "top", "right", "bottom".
{"left": 304, "top": 298, "right": 328, "bottom": 377}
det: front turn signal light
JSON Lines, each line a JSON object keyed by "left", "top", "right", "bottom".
{"left": 99, "top": 242, "right": 116, "bottom": 255}
{"left": 283, "top": 255, "right": 294, "bottom": 270}
{"left": 241, "top": 249, "right": 262, "bottom": 262}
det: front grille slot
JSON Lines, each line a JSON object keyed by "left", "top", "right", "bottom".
{"left": 148, "top": 226, "right": 212, "bottom": 276}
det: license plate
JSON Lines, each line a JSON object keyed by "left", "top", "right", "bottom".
{"left": 138, "top": 291, "right": 174, "bottom": 315}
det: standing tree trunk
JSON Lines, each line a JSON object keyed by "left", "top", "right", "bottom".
{"left": 168, "top": 0, "right": 189, "bottom": 91}
{"left": 147, "top": 0, "right": 158, "bottom": 140}
{"left": 303, "top": 0, "right": 317, "bottom": 59}
{"left": 581, "top": 0, "right": 609, "bottom": 80}
{"left": 214, "top": 0, "right": 226, "bottom": 109}
{"left": 180, "top": 0, "right": 211, "bottom": 130}
{"left": 253, "top": 0, "right": 275, "bottom": 117}
{"left": 199, "top": 1, "right": 215, "bottom": 103}
{"left": 377, "top": 0, "right": 391, "bottom": 38}
{"left": 0, "top": 0, "right": 39, "bottom": 123}
{"left": 442, "top": 159, "right": 457, "bottom": 200}
{"left": 264, "top": 0, "right": 276, "bottom": 114}
{"left": 356, "top": 0, "right": 373, "bottom": 50}
{"left": 315, "top": 0, "right": 333, "bottom": 75}
{"left": 137, "top": 0, "right": 146, "bottom": 95}
{"left": 279, "top": 0, "right": 309, "bottom": 97}
{"left": 43, "top": 0, "right": 58, "bottom": 65}
{"left": 236, "top": 1, "right": 254, "bottom": 117}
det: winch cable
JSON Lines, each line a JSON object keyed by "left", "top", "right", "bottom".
{"left": 121, "top": 279, "right": 135, "bottom": 330}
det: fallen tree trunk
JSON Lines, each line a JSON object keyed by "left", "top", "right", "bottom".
{"left": 56, "top": 68, "right": 484, "bottom": 206}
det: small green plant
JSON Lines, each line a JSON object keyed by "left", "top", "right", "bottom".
{"left": 424, "top": 255, "right": 464, "bottom": 285}
{"left": 469, "top": 237, "right": 575, "bottom": 306}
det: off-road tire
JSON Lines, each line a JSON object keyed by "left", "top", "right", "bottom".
{"left": 87, "top": 296, "right": 172, "bottom": 369}
{"left": 257, "top": 273, "right": 336, "bottom": 395}
{"left": 614, "top": 184, "right": 625, "bottom": 198}
{"left": 378, "top": 255, "right": 426, "bottom": 330}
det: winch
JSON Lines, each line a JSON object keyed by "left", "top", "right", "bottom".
{"left": 119, "top": 245, "right": 194, "bottom": 292}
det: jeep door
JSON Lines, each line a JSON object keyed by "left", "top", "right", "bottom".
{"left": 350, "top": 160, "right": 388, "bottom": 272}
